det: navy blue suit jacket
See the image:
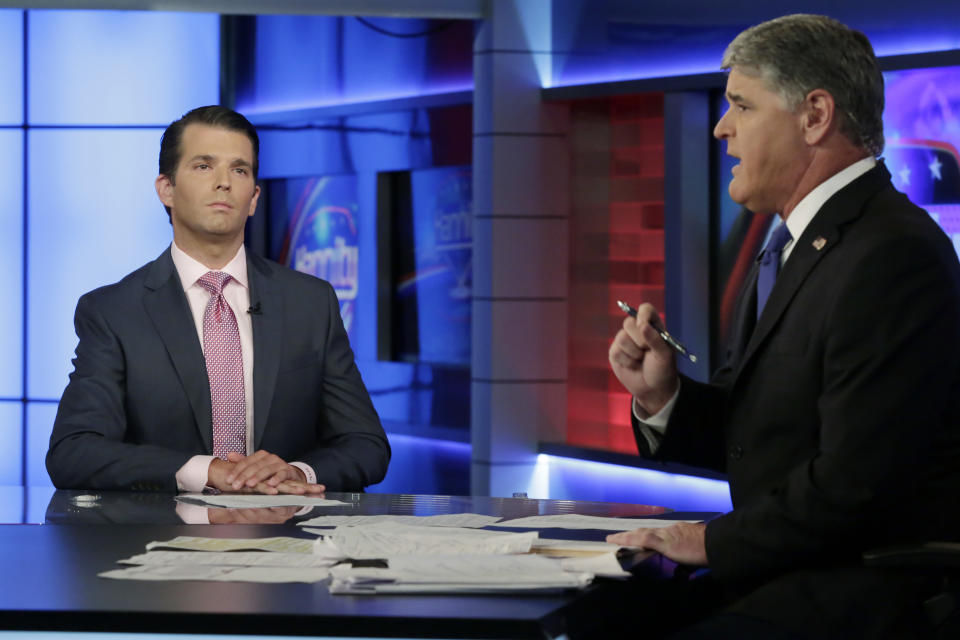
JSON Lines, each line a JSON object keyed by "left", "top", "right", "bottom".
{"left": 47, "top": 247, "right": 390, "bottom": 492}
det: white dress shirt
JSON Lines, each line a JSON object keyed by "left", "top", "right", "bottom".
{"left": 633, "top": 156, "right": 878, "bottom": 454}
{"left": 170, "top": 241, "right": 316, "bottom": 491}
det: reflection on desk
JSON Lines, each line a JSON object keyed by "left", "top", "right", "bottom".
{"left": 44, "top": 489, "right": 705, "bottom": 527}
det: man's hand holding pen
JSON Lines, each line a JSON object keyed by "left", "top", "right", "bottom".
{"left": 608, "top": 302, "right": 680, "bottom": 416}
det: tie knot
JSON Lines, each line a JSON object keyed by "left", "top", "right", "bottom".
{"left": 761, "top": 223, "right": 793, "bottom": 265}
{"left": 197, "top": 271, "right": 233, "bottom": 296}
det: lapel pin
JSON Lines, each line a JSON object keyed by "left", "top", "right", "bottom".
{"left": 812, "top": 236, "right": 827, "bottom": 251}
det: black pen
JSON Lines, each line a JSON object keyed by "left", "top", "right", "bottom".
{"left": 617, "top": 300, "right": 698, "bottom": 363}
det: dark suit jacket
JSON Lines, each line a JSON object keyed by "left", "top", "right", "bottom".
{"left": 46, "top": 247, "right": 390, "bottom": 492}
{"left": 636, "top": 163, "right": 960, "bottom": 588}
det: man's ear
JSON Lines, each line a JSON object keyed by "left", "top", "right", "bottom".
{"left": 801, "top": 89, "right": 835, "bottom": 146}
{"left": 155, "top": 174, "right": 174, "bottom": 208}
{"left": 247, "top": 184, "right": 261, "bottom": 219}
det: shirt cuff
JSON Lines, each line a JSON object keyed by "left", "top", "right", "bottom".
{"left": 175, "top": 501, "right": 212, "bottom": 524}
{"left": 632, "top": 384, "right": 681, "bottom": 455}
{"left": 176, "top": 454, "right": 216, "bottom": 493}
{"left": 290, "top": 461, "right": 317, "bottom": 485}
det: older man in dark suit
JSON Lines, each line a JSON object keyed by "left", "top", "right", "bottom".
{"left": 608, "top": 14, "right": 960, "bottom": 638}
{"left": 47, "top": 106, "right": 389, "bottom": 495}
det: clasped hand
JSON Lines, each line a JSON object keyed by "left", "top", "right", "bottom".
{"left": 208, "top": 450, "right": 326, "bottom": 495}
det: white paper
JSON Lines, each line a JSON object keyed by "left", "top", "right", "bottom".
{"left": 328, "top": 554, "right": 590, "bottom": 594}
{"left": 315, "top": 523, "right": 537, "bottom": 560}
{"left": 119, "top": 551, "right": 336, "bottom": 568}
{"left": 297, "top": 513, "right": 501, "bottom": 529}
{"left": 99, "top": 564, "right": 329, "bottom": 583}
{"left": 146, "top": 535, "right": 315, "bottom": 554}
{"left": 176, "top": 492, "right": 349, "bottom": 508}
{"left": 495, "top": 514, "right": 701, "bottom": 531}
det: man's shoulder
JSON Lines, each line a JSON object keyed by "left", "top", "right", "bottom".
{"left": 78, "top": 252, "right": 168, "bottom": 307}
{"left": 861, "top": 184, "right": 955, "bottom": 251}
{"left": 248, "top": 252, "right": 335, "bottom": 294}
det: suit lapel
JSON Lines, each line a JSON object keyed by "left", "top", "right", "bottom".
{"left": 248, "top": 253, "right": 282, "bottom": 450}
{"left": 734, "top": 163, "right": 892, "bottom": 381}
{"left": 728, "top": 261, "right": 760, "bottom": 366}
{"left": 142, "top": 248, "right": 213, "bottom": 453}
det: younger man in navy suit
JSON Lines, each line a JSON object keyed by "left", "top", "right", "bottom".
{"left": 47, "top": 106, "right": 390, "bottom": 495}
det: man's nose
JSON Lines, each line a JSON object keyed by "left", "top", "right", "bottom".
{"left": 215, "top": 168, "right": 231, "bottom": 190}
{"left": 713, "top": 109, "right": 731, "bottom": 140}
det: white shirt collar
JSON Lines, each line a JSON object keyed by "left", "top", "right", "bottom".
{"left": 782, "top": 155, "right": 877, "bottom": 244}
{"left": 170, "top": 241, "right": 249, "bottom": 292}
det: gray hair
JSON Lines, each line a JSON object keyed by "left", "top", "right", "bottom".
{"left": 721, "top": 14, "right": 884, "bottom": 156}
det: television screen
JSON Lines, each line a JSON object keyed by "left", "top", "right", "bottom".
{"left": 265, "top": 175, "right": 361, "bottom": 340}
{"left": 388, "top": 166, "right": 472, "bottom": 366}
{"left": 883, "top": 65, "right": 960, "bottom": 252}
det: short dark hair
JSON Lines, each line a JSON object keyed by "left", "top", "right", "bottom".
{"left": 158, "top": 105, "right": 260, "bottom": 217}
{"left": 722, "top": 14, "right": 885, "bottom": 156}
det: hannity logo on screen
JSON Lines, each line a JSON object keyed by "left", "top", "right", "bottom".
{"left": 285, "top": 179, "right": 360, "bottom": 335}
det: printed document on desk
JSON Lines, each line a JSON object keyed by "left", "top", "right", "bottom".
{"left": 329, "top": 554, "right": 591, "bottom": 594}
{"left": 100, "top": 564, "right": 330, "bottom": 583}
{"left": 314, "top": 522, "right": 537, "bottom": 560}
{"left": 119, "top": 551, "right": 336, "bottom": 568}
{"left": 146, "top": 535, "right": 315, "bottom": 553}
{"left": 496, "top": 514, "right": 701, "bottom": 531}
{"left": 298, "top": 513, "right": 501, "bottom": 529}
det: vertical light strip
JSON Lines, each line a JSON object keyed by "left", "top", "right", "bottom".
{"left": 21, "top": 9, "right": 29, "bottom": 522}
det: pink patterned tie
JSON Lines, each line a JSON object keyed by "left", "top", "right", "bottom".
{"left": 197, "top": 271, "right": 246, "bottom": 459}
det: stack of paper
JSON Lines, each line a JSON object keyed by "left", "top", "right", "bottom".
{"left": 98, "top": 512, "right": 687, "bottom": 588}
{"left": 329, "top": 554, "right": 594, "bottom": 594}
{"left": 99, "top": 536, "right": 330, "bottom": 583}
{"left": 314, "top": 522, "right": 537, "bottom": 560}
{"left": 145, "top": 535, "right": 315, "bottom": 553}
{"left": 495, "top": 514, "right": 701, "bottom": 531}
{"left": 298, "top": 512, "right": 501, "bottom": 529}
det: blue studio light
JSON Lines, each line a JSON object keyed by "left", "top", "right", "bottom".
{"left": 532, "top": 454, "right": 733, "bottom": 513}
{"left": 238, "top": 15, "right": 472, "bottom": 115}
{"left": 371, "top": 432, "right": 470, "bottom": 496}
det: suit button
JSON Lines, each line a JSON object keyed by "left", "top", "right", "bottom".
{"left": 729, "top": 444, "right": 743, "bottom": 460}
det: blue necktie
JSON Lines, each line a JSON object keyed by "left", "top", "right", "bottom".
{"left": 756, "top": 222, "right": 793, "bottom": 320}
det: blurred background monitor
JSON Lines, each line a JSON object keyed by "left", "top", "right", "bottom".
{"left": 377, "top": 166, "right": 472, "bottom": 367}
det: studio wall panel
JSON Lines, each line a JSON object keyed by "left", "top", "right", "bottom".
{"left": 27, "top": 129, "right": 171, "bottom": 400}
{"left": 238, "top": 15, "right": 471, "bottom": 114}
{"left": 28, "top": 10, "right": 218, "bottom": 125}
{"left": 0, "top": 402, "right": 23, "bottom": 486}
{"left": 26, "top": 402, "right": 56, "bottom": 487}
{"left": 0, "top": 10, "right": 23, "bottom": 125}
{"left": 0, "top": 131, "right": 23, "bottom": 399}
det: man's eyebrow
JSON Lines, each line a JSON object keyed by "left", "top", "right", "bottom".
{"left": 186, "top": 154, "right": 215, "bottom": 164}
{"left": 229, "top": 158, "right": 253, "bottom": 168}
{"left": 726, "top": 91, "right": 746, "bottom": 104}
